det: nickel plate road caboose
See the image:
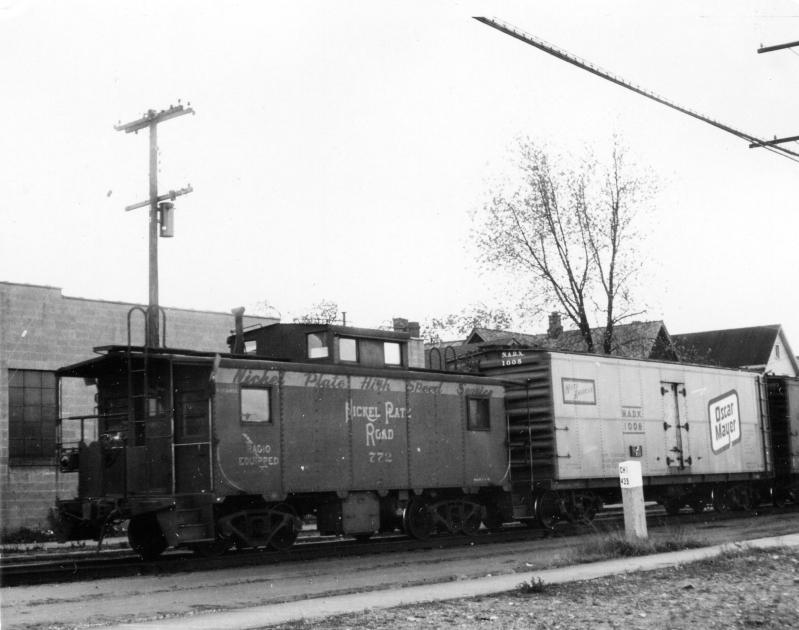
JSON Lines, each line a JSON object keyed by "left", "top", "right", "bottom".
{"left": 55, "top": 314, "right": 799, "bottom": 559}
{"left": 56, "top": 318, "right": 507, "bottom": 559}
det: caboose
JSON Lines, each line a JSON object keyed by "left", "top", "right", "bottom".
{"left": 56, "top": 316, "right": 508, "bottom": 558}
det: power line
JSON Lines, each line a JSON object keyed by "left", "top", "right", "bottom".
{"left": 474, "top": 17, "right": 799, "bottom": 164}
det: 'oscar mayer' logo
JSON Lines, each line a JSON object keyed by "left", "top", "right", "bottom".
{"left": 708, "top": 390, "right": 741, "bottom": 454}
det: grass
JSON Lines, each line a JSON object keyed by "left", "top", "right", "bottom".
{"left": 564, "top": 526, "right": 706, "bottom": 564}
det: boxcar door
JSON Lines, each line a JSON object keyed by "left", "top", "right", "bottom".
{"left": 661, "top": 382, "right": 690, "bottom": 470}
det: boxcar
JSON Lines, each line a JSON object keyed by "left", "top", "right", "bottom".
{"left": 479, "top": 350, "right": 781, "bottom": 525}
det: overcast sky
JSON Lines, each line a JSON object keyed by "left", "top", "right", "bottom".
{"left": 2, "top": 0, "right": 798, "bottom": 344}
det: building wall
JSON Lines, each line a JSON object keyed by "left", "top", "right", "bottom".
{"left": 0, "top": 281, "right": 275, "bottom": 534}
{"left": 766, "top": 331, "right": 798, "bottom": 377}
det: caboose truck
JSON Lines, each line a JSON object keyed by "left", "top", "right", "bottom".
{"left": 55, "top": 316, "right": 509, "bottom": 559}
{"left": 479, "top": 350, "right": 799, "bottom": 526}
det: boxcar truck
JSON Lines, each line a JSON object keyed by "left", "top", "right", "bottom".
{"left": 480, "top": 350, "right": 773, "bottom": 527}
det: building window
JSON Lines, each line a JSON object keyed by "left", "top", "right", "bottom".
{"left": 775, "top": 344, "right": 781, "bottom": 359}
{"left": 307, "top": 333, "right": 329, "bottom": 359}
{"left": 467, "top": 397, "right": 490, "bottom": 431}
{"left": 8, "top": 369, "right": 57, "bottom": 463}
{"left": 384, "top": 342, "right": 401, "bottom": 366}
{"left": 241, "top": 387, "right": 272, "bottom": 423}
{"left": 339, "top": 337, "right": 358, "bottom": 362}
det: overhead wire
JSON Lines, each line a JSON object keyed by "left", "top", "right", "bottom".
{"left": 474, "top": 17, "right": 799, "bottom": 165}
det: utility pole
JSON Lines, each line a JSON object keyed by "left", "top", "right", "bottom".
{"left": 751, "top": 40, "right": 799, "bottom": 151}
{"left": 116, "top": 103, "right": 195, "bottom": 347}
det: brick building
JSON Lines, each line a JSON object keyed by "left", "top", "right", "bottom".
{"left": 0, "top": 281, "right": 275, "bottom": 534}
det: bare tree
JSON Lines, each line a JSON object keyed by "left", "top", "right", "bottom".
{"left": 474, "top": 138, "right": 653, "bottom": 354}
{"left": 293, "top": 299, "right": 342, "bottom": 325}
{"left": 422, "top": 303, "right": 514, "bottom": 343}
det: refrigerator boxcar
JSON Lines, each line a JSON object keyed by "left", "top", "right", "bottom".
{"left": 479, "top": 350, "right": 791, "bottom": 525}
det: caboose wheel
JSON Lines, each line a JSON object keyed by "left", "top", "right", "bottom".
{"left": 460, "top": 501, "right": 483, "bottom": 536}
{"left": 191, "top": 534, "right": 233, "bottom": 557}
{"left": 403, "top": 498, "right": 433, "bottom": 540}
{"left": 128, "top": 514, "right": 167, "bottom": 561}
{"left": 267, "top": 503, "right": 300, "bottom": 551}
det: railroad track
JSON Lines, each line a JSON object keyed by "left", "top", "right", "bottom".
{"left": 2, "top": 503, "right": 787, "bottom": 588}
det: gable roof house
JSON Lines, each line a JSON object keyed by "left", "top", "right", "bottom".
{"left": 671, "top": 325, "right": 798, "bottom": 377}
{"left": 426, "top": 312, "right": 678, "bottom": 372}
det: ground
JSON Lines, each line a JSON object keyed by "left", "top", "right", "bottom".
{"left": 269, "top": 547, "right": 799, "bottom": 629}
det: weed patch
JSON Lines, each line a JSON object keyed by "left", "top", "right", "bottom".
{"left": 517, "top": 577, "right": 547, "bottom": 594}
{"left": 567, "top": 527, "right": 705, "bottom": 563}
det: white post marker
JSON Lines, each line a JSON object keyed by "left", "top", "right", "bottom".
{"left": 619, "top": 460, "right": 648, "bottom": 541}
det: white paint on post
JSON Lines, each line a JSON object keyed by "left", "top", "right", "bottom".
{"left": 619, "top": 460, "right": 648, "bottom": 541}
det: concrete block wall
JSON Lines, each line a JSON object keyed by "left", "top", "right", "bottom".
{"left": 0, "top": 281, "right": 274, "bottom": 534}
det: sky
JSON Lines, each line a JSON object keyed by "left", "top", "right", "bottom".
{"left": 2, "top": 0, "right": 798, "bottom": 345}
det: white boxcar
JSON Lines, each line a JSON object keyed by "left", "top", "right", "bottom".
{"left": 481, "top": 350, "right": 772, "bottom": 521}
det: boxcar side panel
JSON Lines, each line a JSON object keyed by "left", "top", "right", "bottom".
{"left": 784, "top": 378, "right": 799, "bottom": 474}
{"left": 549, "top": 354, "right": 766, "bottom": 481}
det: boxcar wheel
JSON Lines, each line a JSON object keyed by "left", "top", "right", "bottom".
{"left": 534, "top": 491, "right": 561, "bottom": 530}
{"left": 403, "top": 498, "right": 433, "bottom": 540}
{"left": 689, "top": 495, "right": 706, "bottom": 514}
{"left": 128, "top": 514, "right": 167, "bottom": 561}
{"left": 663, "top": 497, "right": 682, "bottom": 516}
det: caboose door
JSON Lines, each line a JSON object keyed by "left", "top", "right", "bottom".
{"left": 661, "top": 382, "right": 690, "bottom": 470}
{"left": 173, "top": 364, "right": 213, "bottom": 494}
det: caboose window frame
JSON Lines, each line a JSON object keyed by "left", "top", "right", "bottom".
{"left": 466, "top": 396, "right": 491, "bottom": 431}
{"left": 306, "top": 333, "right": 329, "bottom": 359}
{"left": 338, "top": 337, "right": 359, "bottom": 363}
{"left": 240, "top": 386, "right": 273, "bottom": 424}
{"left": 383, "top": 341, "right": 402, "bottom": 367}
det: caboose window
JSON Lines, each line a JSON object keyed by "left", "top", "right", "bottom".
{"left": 467, "top": 397, "right": 490, "bottom": 431}
{"left": 383, "top": 341, "right": 401, "bottom": 366}
{"left": 241, "top": 387, "right": 271, "bottom": 423}
{"left": 307, "top": 333, "right": 329, "bottom": 359}
{"left": 339, "top": 337, "right": 358, "bottom": 362}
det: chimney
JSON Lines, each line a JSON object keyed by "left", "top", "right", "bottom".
{"left": 548, "top": 312, "right": 563, "bottom": 339}
{"left": 408, "top": 321, "right": 420, "bottom": 338}
{"left": 232, "top": 307, "right": 245, "bottom": 354}
{"left": 393, "top": 317, "right": 409, "bottom": 333}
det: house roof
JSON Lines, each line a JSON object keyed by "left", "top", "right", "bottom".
{"left": 671, "top": 325, "right": 784, "bottom": 369}
{"left": 467, "top": 321, "right": 672, "bottom": 358}
{"left": 427, "top": 320, "right": 675, "bottom": 371}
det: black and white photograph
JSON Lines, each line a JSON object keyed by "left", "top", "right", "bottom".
{"left": 2, "top": 1, "right": 799, "bottom": 628}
